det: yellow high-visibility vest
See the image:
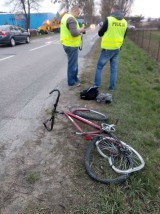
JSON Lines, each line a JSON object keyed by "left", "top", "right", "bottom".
{"left": 101, "top": 16, "right": 127, "bottom": 50}
{"left": 60, "top": 14, "right": 81, "bottom": 47}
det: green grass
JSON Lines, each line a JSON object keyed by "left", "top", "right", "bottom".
{"left": 26, "top": 171, "right": 40, "bottom": 184}
{"left": 77, "top": 38, "right": 160, "bottom": 214}
{"left": 137, "top": 31, "right": 160, "bottom": 41}
{"left": 145, "top": 31, "right": 160, "bottom": 41}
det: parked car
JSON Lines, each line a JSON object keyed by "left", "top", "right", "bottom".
{"left": 0, "top": 25, "right": 30, "bottom": 47}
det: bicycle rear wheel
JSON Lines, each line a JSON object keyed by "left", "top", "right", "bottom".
{"left": 84, "top": 138, "right": 129, "bottom": 184}
{"left": 96, "top": 137, "right": 145, "bottom": 174}
{"left": 70, "top": 107, "right": 109, "bottom": 121}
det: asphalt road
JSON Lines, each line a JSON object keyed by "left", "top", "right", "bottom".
{"left": 0, "top": 27, "right": 99, "bottom": 172}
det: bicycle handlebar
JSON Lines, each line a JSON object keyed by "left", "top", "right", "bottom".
{"left": 43, "top": 89, "right": 61, "bottom": 131}
{"left": 49, "top": 89, "right": 60, "bottom": 112}
{"left": 43, "top": 117, "right": 54, "bottom": 131}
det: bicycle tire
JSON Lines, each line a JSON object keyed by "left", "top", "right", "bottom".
{"left": 84, "top": 138, "right": 129, "bottom": 184}
{"left": 96, "top": 137, "right": 145, "bottom": 174}
{"left": 111, "top": 141, "right": 145, "bottom": 174}
{"left": 70, "top": 107, "right": 109, "bottom": 121}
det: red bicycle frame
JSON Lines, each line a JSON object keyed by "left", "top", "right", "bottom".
{"left": 63, "top": 111, "right": 102, "bottom": 137}
{"left": 43, "top": 89, "right": 106, "bottom": 138}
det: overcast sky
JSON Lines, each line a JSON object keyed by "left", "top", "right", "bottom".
{"left": 0, "top": 0, "right": 159, "bottom": 18}
{"left": 130, "top": 0, "right": 160, "bottom": 18}
{"left": 0, "top": 0, "right": 60, "bottom": 14}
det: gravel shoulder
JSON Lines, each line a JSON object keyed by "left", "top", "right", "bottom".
{"left": 0, "top": 47, "right": 102, "bottom": 214}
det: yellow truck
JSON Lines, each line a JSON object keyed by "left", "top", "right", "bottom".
{"left": 37, "top": 18, "right": 60, "bottom": 34}
{"left": 37, "top": 12, "right": 66, "bottom": 34}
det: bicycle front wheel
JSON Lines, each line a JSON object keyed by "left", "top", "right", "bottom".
{"left": 84, "top": 138, "right": 129, "bottom": 184}
{"left": 111, "top": 141, "right": 145, "bottom": 174}
{"left": 96, "top": 137, "right": 145, "bottom": 174}
{"left": 70, "top": 107, "right": 109, "bottom": 121}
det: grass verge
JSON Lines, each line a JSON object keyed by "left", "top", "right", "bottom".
{"left": 76, "top": 37, "right": 160, "bottom": 214}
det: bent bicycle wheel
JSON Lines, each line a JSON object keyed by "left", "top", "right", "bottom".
{"left": 111, "top": 141, "right": 145, "bottom": 174}
{"left": 96, "top": 137, "right": 145, "bottom": 174}
{"left": 84, "top": 139, "right": 129, "bottom": 184}
{"left": 70, "top": 107, "right": 109, "bottom": 121}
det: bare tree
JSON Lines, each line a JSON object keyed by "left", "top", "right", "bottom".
{"left": 5, "top": 0, "right": 44, "bottom": 30}
{"left": 116, "top": 0, "right": 135, "bottom": 15}
{"left": 100, "top": 0, "right": 113, "bottom": 20}
{"left": 51, "top": 0, "right": 76, "bottom": 11}
{"left": 51, "top": 0, "right": 94, "bottom": 24}
{"left": 100, "top": 0, "right": 135, "bottom": 20}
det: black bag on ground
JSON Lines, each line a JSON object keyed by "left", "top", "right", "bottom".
{"left": 80, "top": 86, "right": 99, "bottom": 100}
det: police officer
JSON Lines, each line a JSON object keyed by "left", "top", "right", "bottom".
{"left": 94, "top": 4, "right": 127, "bottom": 91}
{"left": 60, "top": 6, "right": 85, "bottom": 88}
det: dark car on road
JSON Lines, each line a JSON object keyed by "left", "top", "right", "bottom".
{"left": 0, "top": 25, "right": 30, "bottom": 47}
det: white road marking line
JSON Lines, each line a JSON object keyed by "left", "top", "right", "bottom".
{"left": 46, "top": 40, "right": 60, "bottom": 44}
{"left": 29, "top": 44, "right": 50, "bottom": 51}
{"left": 30, "top": 41, "right": 60, "bottom": 51}
{"left": 0, "top": 55, "right": 15, "bottom": 61}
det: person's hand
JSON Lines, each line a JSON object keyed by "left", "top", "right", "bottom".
{"left": 79, "top": 28, "right": 86, "bottom": 34}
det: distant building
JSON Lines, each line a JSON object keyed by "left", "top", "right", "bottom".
{"left": 0, "top": 13, "right": 56, "bottom": 29}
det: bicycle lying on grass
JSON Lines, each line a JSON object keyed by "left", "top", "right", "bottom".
{"left": 44, "top": 89, "right": 145, "bottom": 184}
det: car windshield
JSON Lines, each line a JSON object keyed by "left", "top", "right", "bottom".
{"left": 0, "top": 25, "right": 10, "bottom": 31}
